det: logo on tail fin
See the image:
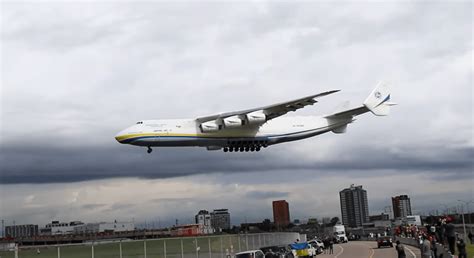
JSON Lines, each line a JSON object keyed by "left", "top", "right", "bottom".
{"left": 374, "top": 91, "right": 382, "bottom": 99}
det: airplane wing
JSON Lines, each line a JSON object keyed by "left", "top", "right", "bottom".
{"left": 196, "top": 90, "right": 340, "bottom": 128}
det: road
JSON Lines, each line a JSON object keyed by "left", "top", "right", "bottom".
{"left": 316, "top": 241, "right": 421, "bottom": 258}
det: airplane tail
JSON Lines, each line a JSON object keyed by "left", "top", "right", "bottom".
{"left": 325, "top": 81, "right": 395, "bottom": 134}
{"left": 363, "top": 81, "right": 396, "bottom": 116}
{"left": 325, "top": 81, "right": 396, "bottom": 119}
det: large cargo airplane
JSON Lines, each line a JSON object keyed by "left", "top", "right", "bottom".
{"left": 115, "top": 82, "right": 395, "bottom": 153}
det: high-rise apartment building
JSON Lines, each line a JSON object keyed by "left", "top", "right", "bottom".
{"left": 339, "top": 184, "right": 369, "bottom": 228}
{"left": 210, "top": 209, "right": 231, "bottom": 231}
{"left": 392, "top": 195, "right": 412, "bottom": 218}
{"left": 272, "top": 200, "right": 290, "bottom": 228}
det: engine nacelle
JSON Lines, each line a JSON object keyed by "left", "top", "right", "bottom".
{"left": 332, "top": 124, "right": 347, "bottom": 134}
{"left": 200, "top": 120, "right": 220, "bottom": 133}
{"left": 223, "top": 116, "right": 244, "bottom": 128}
{"left": 246, "top": 111, "right": 266, "bottom": 125}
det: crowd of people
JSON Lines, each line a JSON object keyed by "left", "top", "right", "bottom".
{"left": 394, "top": 216, "right": 471, "bottom": 258}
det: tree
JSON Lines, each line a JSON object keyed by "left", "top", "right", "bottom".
{"left": 328, "top": 217, "right": 340, "bottom": 227}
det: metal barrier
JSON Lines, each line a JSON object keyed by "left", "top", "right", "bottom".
{"left": 0, "top": 232, "right": 303, "bottom": 258}
{"left": 396, "top": 236, "right": 453, "bottom": 258}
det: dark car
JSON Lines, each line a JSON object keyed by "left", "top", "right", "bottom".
{"left": 376, "top": 236, "right": 393, "bottom": 248}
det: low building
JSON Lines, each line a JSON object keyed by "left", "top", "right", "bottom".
{"left": 369, "top": 213, "right": 390, "bottom": 222}
{"left": 5, "top": 224, "right": 38, "bottom": 238}
{"left": 195, "top": 210, "right": 214, "bottom": 234}
{"left": 74, "top": 221, "right": 135, "bottom": 234}
{"left": 170, "top": 224, "right": 200, "bottom": 237}
{"left": 43, "top": 221, "right": 84, "bottom": 235}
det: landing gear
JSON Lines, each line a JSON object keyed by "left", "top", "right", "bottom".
{"left": 222, "top": 140, "right": 269, "bottom": 153}
{"left": 147, "top": 146, "right": 152, "bottom": 154}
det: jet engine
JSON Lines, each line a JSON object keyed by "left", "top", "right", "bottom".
{"left": 246, "top": 111, "right": 266, "bottom": 125}
{"left": 200, "top": 120, "right": 220, "bottom": 133}
{"left": 223, "top": 116, "right": 244, "bottom": 128}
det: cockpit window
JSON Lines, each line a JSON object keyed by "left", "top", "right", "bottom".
{"left": 136, "top": 121, "right": 143, "bottom": 124}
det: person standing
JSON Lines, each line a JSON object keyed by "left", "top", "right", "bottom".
{"left": 468, "top": 231, "right": 473, "bottom": 245}
{"left": 444, "top": 217, "right": 456, "bottom": 254}
{"left": 395, "top": 240, "right": 406, "bottom": 258}
{"left": 329, "top": 239, "right": 334, "bottom": 254}
{"left": 421, "top": 236, "right": 431, "bottom": 258}
{"left": 457, "top": 239, "right": 467, "bottom": 258}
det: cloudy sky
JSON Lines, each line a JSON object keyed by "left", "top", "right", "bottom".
{"left": 1, "top": 1, "right": 472, "bottom": 229}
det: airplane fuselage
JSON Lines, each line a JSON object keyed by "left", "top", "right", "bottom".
{"left": 115, "top": 115, "right": 351, "bottom": 151}
{"left": 115, "top": 82, "right": 393, "bottom": 153}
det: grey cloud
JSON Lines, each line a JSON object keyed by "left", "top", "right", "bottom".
{"left": 82, "top": 204, "right": 107, "bottom": 210}
{"left": 0, "top": 1, "right": 472, "bottom": 226}
{"left": 0, "top": 142, "right": 471, "bottom": 184}
{"left": 246, "top": 191, "right": 289, "bottom": 199}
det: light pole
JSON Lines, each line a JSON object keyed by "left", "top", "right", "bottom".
{"left": 458, "top": 200, "right": 473, "bottom": 233}
{"left": 457, "top": 200, "right": 468, "bottom": 241}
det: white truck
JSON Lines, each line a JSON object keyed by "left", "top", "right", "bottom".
{"left": 333, "top": 224, "right": 348, "bottom": 243}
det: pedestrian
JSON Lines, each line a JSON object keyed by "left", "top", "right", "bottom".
{"left": 457, "top": 239, "right": 467, "bottom": 258}
{"left": 444, "top": 217, "right": 456, "bottom": 254}
{"left": 421, "top": 236, "right": 431, "bottom": 258}
{"left": 395, "top": 240, "right": 406, "bottom": 258}
{"left": 468, "top": 231, "right": 473, "bottom": 245}
{"left": 329, "top": 239, "right": 334, "bottom": 254}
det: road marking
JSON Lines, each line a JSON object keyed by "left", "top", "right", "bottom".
{"left": 368, "top": 246, "right": 375, "bottom": 258}
{"left": 405, "top": 246, "right": 417, "bottom": 258}
{"left": 334, "top": 245, "right": 344, "bottom": 258}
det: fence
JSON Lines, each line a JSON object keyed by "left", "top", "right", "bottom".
{"left": 0, "top": 232, "right": 304, "bottom": 258}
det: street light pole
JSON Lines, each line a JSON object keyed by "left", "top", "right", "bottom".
{"left": 457, "top": 200, "right": 468, "bottom": 241}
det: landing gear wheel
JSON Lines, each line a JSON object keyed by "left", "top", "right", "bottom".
{"left": 147, "top": 147, "right": 153, "bottom": 154}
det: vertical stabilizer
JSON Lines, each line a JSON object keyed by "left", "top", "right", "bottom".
{"left": 363, "top": 81, "right": 396, "bottom": 116}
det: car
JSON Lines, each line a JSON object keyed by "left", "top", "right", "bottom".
{"left": 260, "top": 245, "right": 294, "bottom": 258}
{"left": 236, "top": 250, "right": 265, "bottom": 258}
{"left": 308, "top": 240, "right": 324, "bottom": 249}
{"left": 376, "top": 236, "right": 393, "bottom": 248}
{"left": 308, "top": 240, "right": 324, "bottom": 254}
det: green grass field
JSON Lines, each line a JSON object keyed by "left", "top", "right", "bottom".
{"left": 466, "top": 242, "right": 473, "bottom": 258}
{"left": 0, "top": 234, "right": 262, "bottom": 258}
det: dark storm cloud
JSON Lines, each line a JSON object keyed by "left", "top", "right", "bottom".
{"left": 0, "top": 142, "right": 471, "bottom": 184}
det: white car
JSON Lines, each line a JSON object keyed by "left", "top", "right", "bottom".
{"left": 235, "top": 250, "right": 265, "bottom": 258}
{"left": 308, "top": 240, "right": 324, "bottom": 249}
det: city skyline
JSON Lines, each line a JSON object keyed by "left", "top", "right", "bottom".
{"left": 1, "top": 2, "right": 472, "bottom": 229}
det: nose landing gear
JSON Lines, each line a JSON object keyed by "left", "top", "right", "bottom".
{"left": 147, "top": 146, "right": 153, "bottom": 154}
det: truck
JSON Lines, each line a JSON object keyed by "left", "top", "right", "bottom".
{"left": 333, "top": 224, "right": 348, "bottom": 243}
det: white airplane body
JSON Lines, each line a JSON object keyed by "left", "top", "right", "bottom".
{"left": 115, "top": 82, "right": 395, "bottom": 153}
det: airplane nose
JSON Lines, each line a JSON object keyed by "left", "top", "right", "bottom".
{"left": 115, "top": 131, "right": 127, "bottom": 144}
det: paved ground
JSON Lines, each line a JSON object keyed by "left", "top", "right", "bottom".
{"left": 317, "top": 241, "right": 421, "bottom": 258}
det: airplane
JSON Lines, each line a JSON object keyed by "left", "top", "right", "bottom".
{"left": 115, "top": 82, "right": 395, "bottom": 153}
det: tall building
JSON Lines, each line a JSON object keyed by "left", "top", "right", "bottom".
{"left": 210, "top": 209, "right": 231, "bottom": 231}
{"left": 195, "top": 210, "right": 214, "bottom": 234}
{"left": 392, "top": 195, "right": 412, "bottom": 218}
{"left": 272, "top": 200, "right": 290, "bottom": 228}
{"left": 339, "top": 184, "right": 369, "bottom": 228}
{"left": 5, "top": 224, "right": 38, "bottom": 238}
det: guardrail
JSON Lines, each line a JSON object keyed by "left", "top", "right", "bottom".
{"left": 395, "top": 236, "right": 453, "bottom": 258}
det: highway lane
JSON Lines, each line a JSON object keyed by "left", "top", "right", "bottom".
{"left": 316, "top": 241, "right": 421, "bottom": 258}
